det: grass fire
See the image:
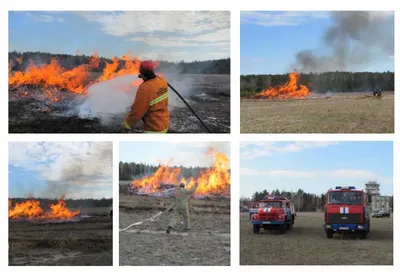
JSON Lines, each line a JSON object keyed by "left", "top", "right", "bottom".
{"left": 9, "top": 11, "right": 230, "bottom": 134}
{"left": 9, "top": 142, "right": 113, "bottom": 266}
{"left": 250, "top": 72, "right": 310, "bottom": 99}
{"left": 119, "top": 142, "right": 230, "bottom": 265}
{"left": 240, "top": 11, "right": 394, "bottom": 133}
{"left": 8, "top": 199, "right": 80, "bottom": 221}
{"left": 130, "top": 148, "right": 230, "bottom": 197}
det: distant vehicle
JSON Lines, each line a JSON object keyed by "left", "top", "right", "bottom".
{"left": 324, "top": 186, "right": 370, "bottom": 239}
{"left": 373, "top": 88, "right": 382, "bottom": 97}
{"left": 372, "top": 209, "right": 390, "bottom": 218}
{"left": 250, "top": 195, "right": 296, "bottom": 234}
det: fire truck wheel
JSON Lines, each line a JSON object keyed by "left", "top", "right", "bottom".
{"left": 359, "top": 231, "right": 367, "bottom": 239}
{"left": 253, "top": 224, "right": 260, "bottom": 234}
{"left": 279, "top": 224, "right": 286, "bottom": 234}
{"left": 326, "top": 230, "right": 333, "bottom": 239}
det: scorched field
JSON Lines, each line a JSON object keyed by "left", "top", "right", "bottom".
{"left": 8, "top": 55, "right": 230, "bottom": 133}
{"left": 9, "top": 203, "right": 112, "bottom": 266}
{"left": 240, "top": 212, "right": 393, "bottom": 265}
{"left": 119, "top": 194, "right": 230, "bottom": 266}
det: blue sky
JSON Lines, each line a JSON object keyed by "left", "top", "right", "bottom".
{"left": 240, "top": 142, "right": 393, "bottom": 198}
{"left": 9, "top": 142, "right": 113, "bottom": 199}
{"left": 241, "top": 11, "right": 394, "bottom": 74}
{"left": 120, "top": 142, "right": 230, "bottom": 167}
{"left": 9, "top": 11, "right": 230, "bottom": 62}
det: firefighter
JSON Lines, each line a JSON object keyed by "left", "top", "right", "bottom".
{"left": 122, "top": 61, "right": 170, "bottom": 133}
{"left": 166, "top": 183, "right": 199, "bottom": 234}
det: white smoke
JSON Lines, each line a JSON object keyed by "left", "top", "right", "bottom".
{"left": 76, "top": 73, "right": 199, "bottom": 125}
{"left": 77, "top": 75, "right": 139, "bottom": 125}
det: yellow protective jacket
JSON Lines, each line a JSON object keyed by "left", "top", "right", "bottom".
{"left": 124, "top": 76, "right": 169, "bottom": 133}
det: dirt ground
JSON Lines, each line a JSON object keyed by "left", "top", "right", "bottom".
{"left": 9, "top": 207, "right": 112, "bottom": 266}
{"left": 240, "top": 212, "right": 393, "bottom": 265}
{"left": 240, "top": 91, "right": 394, "bottom": 133}
{"left": 119, "top": 195, "right": 230, "bottom": 266}
{"left": 9, "top": 74, "right": 230, "bottom": 133}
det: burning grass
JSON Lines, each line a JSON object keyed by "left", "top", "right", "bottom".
{"left": 9, "top": 199, "right": 80, "bottom": 221}
{"left": 250, "top": 72, "right": 310, "bottom": 99}
{"left": 240, "top": 212, "right": 393, "bottom": 265}
{"left": 9, "top": 53, "right": 153, "bottom": 98}
{"left": 130, "top": 148, "right": 230, "bottom": 197}
{"left": 9, "top": 73, "right": 230, "bottom": 133}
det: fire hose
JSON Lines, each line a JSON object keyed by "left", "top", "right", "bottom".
{"left": 119, "top": 202, "right": 175, "bottom": 232}
{"left": 167, "top": 83, "right": 213, "bottom": 133}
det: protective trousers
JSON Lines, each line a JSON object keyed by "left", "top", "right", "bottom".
{"left": 169, "top": 209, "right": 190, "bottom": 229}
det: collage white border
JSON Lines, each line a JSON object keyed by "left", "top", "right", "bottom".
{"left": 2, "top": 0, "right": 398, "bottom": 274}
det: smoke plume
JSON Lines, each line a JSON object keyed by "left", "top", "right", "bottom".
{"left": 293, "top": 11, "right": 394, "bottom": 72}
{"left": 76, "top": 72, "right": 199, "bottom": 125}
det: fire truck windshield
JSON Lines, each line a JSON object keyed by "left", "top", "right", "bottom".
{"left": 327, "top": 191, "right": 362, "bottom": 204}
{"left": 260, "top": 201, "right": 282, "bottom": 208}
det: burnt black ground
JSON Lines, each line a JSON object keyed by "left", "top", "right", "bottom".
{"left": 9, "top": 209, "right": 112, "bottom": 266}
{"left": 9, "top": 75, "right": 230, "bottom": 133}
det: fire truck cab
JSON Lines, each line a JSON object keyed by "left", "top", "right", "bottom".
{"left": 250, "top": 195, "right": 296, "bottom": 234}
{"left": 324, "top": 186, "right": 370, "bottom": 239}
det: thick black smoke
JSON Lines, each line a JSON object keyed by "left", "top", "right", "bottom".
{"left": 293, "top": 11, "right": 394, "bottom": 72}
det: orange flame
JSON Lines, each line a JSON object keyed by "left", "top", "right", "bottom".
{"left": 9, "top": 53, "right": 160, "bottom": 101}
{"left": 251, "top": 72, "right": 310, "bottom": 99}
{"left": 8, "top": 199, "right": 80, "bottom": 220}
{"left": 130, "top": 148, "right": 230, "bottom": 196}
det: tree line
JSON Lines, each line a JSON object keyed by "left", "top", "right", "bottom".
{"left": 240, "top": 189, "right": 393, "bottom": 212}
{"left": 9, "top": 51, "right": 230, "bottom": 75}
{"left": 9, "top": 197, "right": 112, "bottom": 209}
{"left": 240, "top": 71, "right": 394, "bottom": 97}
{"left": 240, "top": 189, "right": 326, "bottom": 212}
{"left": 119, "top": 161, "right": 213, "bottom": 181}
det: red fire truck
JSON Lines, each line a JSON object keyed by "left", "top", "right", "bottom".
{"left": 250, "top": 195, "right": 296, "bottom": 234}
{"left": 324, "top": 186, "right": 370, "bottom": 239}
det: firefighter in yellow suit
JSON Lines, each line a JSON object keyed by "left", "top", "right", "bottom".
{"left": 167, "top": 183, "right": 199, "bottom": 234}
{"left": 122, "top": 60, "right": 169, "bottom": 133}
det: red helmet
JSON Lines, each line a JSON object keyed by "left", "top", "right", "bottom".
{"left": 139, "top": 60, "right": 155, "bottom": 75}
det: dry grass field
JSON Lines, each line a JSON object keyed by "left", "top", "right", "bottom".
{"left": 119, "top": 194, "right": 230, "bottom": 266}
{"left": 240, "top": 212, "right": 393, "bottom": 265}
{"left": 240, "top": 92, "right": 394, "bottom": 133}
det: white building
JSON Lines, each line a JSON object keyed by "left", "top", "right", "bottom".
{"left": 364, "top": 181, "right": 391, "bottom": 211}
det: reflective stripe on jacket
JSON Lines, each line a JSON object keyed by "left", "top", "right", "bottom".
{"left": 124, "top": 76, "right": 170, "bottom": 133}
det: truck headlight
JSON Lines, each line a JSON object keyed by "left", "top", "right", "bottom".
{"left": 325, "top": 225, "right": 331, "bottom": 229}
{"left": 278, "top": 215, "right": 283, "bottom": 219}
{"left": 357, "top": 225, "right": 364, "bottom": 229}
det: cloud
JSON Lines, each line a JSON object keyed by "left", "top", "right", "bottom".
{"left": 25, "top": 12, "right": 65, "bottom": 23}
{"left": 326, "top": 169, "right": 379, "bottom": 179}
{"left": 136, "top": 50, "right": 229, "bottom": 62}
{"left": 241, "top": 167, "right": 391, "bottom": 185}
{"left": 241, "top": 167, "right": 315, "bottom": 177}
{"left": 241, "top": 141, "right": 340, "bottom": 160}
{"left": 79, "top": 11, "right": 230, "bottom": 50}
{"left": 241, "top": 11, "right": 329, "bottom": 27}
{"left": 9, "top": 142, "right": 112, "bottom": 198}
